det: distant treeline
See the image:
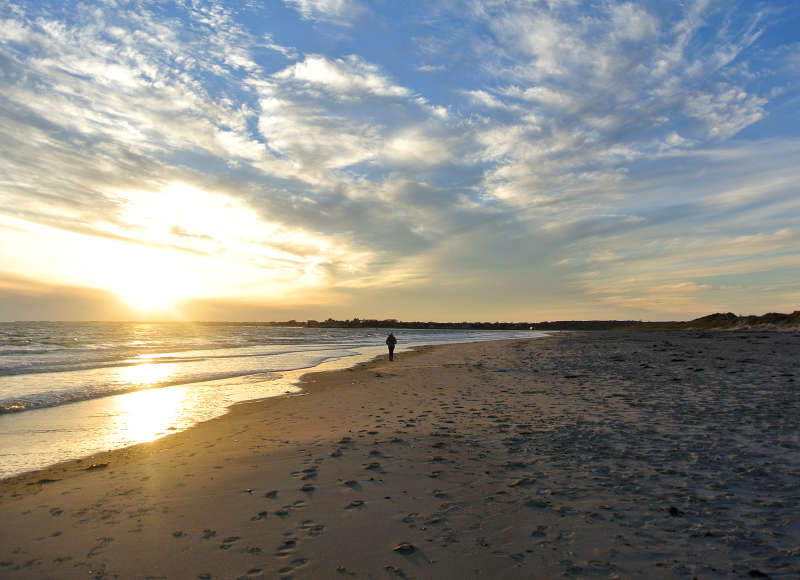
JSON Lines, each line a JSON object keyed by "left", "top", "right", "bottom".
{"left": 81, "top": 311, "right": 799, "bottom": 330}
{"left": 185, "top": 318, "right": 671, "bottom": 331}
{"left": 192, "top": 319, "right": 534, "bottom": 329}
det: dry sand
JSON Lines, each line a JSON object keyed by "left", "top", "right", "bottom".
{"left": 0, "top": 331, "right": 798, "bottom": 579}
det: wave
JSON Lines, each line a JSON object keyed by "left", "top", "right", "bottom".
{"left": 0, "top": 368, "right": 285, "bottom": 414}
{"left": 0, "top": 343, "right": 353, "bottom": 378}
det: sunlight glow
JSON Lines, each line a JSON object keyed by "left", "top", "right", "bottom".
{"left": 117, "top": 360, "right": 174, "bottom": 386}
{"left": 0, "top": 182, "right": 371, "bottom": 316}
{"left": 112, "top": 387, "right": 184, "bottom": 444}
{"left": 106, "top": 253, "right": 193, "bottom": 313}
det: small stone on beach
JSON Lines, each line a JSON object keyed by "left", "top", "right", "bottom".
{"left": 508, "top": 477, "right": 535, "bottom": 487}
{"left": 85, "top": 463, "right": 109, "bottom": 471}
{"left": 667, "top": 506, "right": 685, "bottom": 517}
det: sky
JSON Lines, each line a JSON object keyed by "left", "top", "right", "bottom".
{"left": 0, "top": 0, "right": 798, "bottom": 322}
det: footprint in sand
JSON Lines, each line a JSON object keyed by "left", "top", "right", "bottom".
{"left": 384, "top": 565, "right": 408, "bottom": 578}
{"left": 392, "top": 542, "right": 417, "bottom": 555}
{"left": 423, "top": 514, "right": 447, "bottom": 526}
{"left": 291, "top": 467, "right": 318, "bottom": 481}
{"left": 298, "top": 520, "right": 326, "bottom": 537}
{"left": 276, "top": 557, "right": 309, "bottom": 577}
{"left": 86, "top": 536, "right": 114, "bottom": 558}
{"left": 219, "top": 536, "right": 240, "bottom": 550}
{"left": 276, "top": 537, "right": 297, "bottom": 557}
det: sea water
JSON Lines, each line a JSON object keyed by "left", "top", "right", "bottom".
{"left": 0, "top": 322, "right": 543, "bottom": 478}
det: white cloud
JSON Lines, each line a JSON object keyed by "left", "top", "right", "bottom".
{"left": 658, "top": 131, "right": 694, "bottom": 153}
{"left": 282, "top": 0, "right": 363, "bottom": 24}
{"left": 0, "top": 17, "right": 31, "bottom": 42}
{"left": 500, "top": 85, "right": 575, "bottom": 110}
{"left": 256, "top": 93, "right": 379, "bottom": 171}
{"left": 685, "top": 87, "right": 767, "bottom": 139}
{"left": 273, "top": 54, "right": 411, "bottom": 99}
{"left": 454, "top": 0, "right": 777, "bottom": 215}
{"left": 609, "top": 2, "right": 659, "bottom": 42}
{"left": 262, "top": 33, "right": 298, "bottom": 59}
{"left": 491, "top": 11, "right": 579, "bottom": 80}
{"left": 383, "top": 129, "right": 453, "bottom": 167}
{"left": 464, "top": 89, "right": 510, "bottom": 110}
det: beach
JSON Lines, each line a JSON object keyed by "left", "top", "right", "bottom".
{"left": 1, "top": 331, "right": 798, "bottom": 578}
{"left": 0, "top": 323, "right": 537, "bottom": 479}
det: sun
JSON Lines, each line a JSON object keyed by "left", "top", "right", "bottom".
{"left": 100, "top": 248, "right": 196, "bottom": 315}
{"left": 115, "top": 282, "right": 183, "bottom": 313}
{"left": 0, "top": 182, "right": 345, "bottom": 316}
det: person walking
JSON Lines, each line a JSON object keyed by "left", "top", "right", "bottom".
{"left": 386, "top": 332, "right": 397, "bottom": 361}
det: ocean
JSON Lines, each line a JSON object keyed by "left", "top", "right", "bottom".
{"left": 0, "top": 322, "right": 543, "bottom": 478}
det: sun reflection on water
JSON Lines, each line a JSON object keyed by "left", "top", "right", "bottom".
{"left": 112, "top": 361, "right": 183, "bottom": 444}
{"left": 113, "top": 387, "right": 185, "bottom": 444}
{"left": 119, "top": 360, "right": 173, "bottom": 385}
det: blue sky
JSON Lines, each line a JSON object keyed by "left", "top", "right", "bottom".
{"left": 0, "top": 0, "right": 798, "bottom": 321}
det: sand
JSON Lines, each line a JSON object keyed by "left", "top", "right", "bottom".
{"left": 0, "top": 331, "right": 798, "bottom": 579}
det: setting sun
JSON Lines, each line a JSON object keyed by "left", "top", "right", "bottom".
{"left": 115, "top": 283, "right": 182, "bottom": 313}
{"left": 104, "top": 252, "right": 194, "bottom": 313}
{"left": 0, "top": 181, "right": 352, "bottom": 319}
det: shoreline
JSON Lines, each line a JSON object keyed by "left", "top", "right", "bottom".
{"left": 0, "top": 329, "right": 542, "bottom": 480}
{"left": 1, "top": 331, "right": 797, "bottom": 578}
{"left": 0, "top": 340, "right": 450, "bottom": 480}
{"left": 0, "top": 341, "right": 442, "bottom": 494}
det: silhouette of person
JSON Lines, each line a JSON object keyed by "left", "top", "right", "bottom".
{"left": 386, "top": 332, "right": 397, "bottom": 360}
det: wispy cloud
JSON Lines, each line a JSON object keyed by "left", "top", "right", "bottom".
{"left": 0, "top": 0, "right": 797, "bottom": 320}
{"left": 282, "top": 0, "right": 363, "bottom": 25}
{"left": 272, "top": 54, "right": 411, "bottom": 99}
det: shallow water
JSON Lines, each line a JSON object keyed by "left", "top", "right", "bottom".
{"left": 0, "top": 323, "right": 542, "bottom": 478}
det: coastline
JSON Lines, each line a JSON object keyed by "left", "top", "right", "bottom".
{"left": 0, "top": 342, "right": 431, "bottom": 491}
{"left": 0, "top": 328, "right": 541, "bottom": 479}
{"left": 1, "top": 332, "right": 797, "bottom": 578}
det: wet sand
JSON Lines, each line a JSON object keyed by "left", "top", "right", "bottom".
{"left": 1, "top": 331, "right": 798, "bottom": 578}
